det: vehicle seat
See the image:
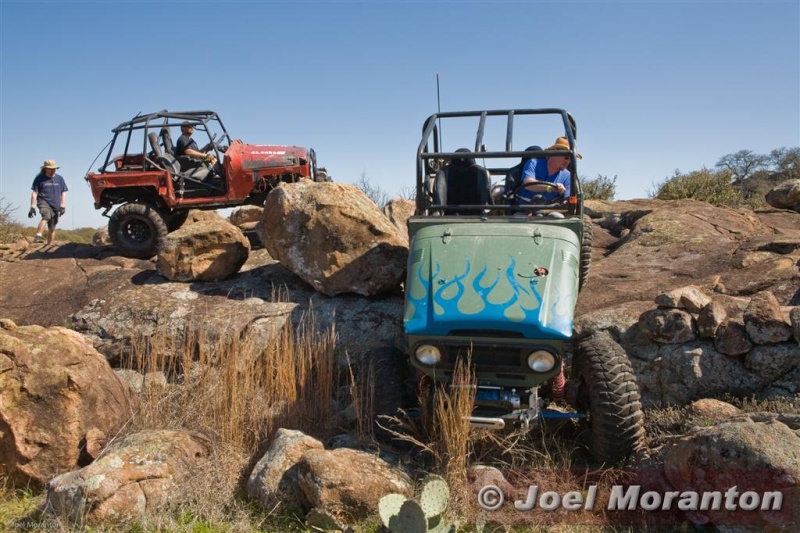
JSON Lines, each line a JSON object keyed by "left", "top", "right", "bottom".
{"left": 504, "top": 145, "right": 541, "bottom": 202}
{"left": 160, "top": 128, "right": 175, "bottom": 156}
{"left": 148, "top": 132, "right": 177, "bottom": 172}
{"left": 433, "top": 148, "right": 491, "bottom": 215}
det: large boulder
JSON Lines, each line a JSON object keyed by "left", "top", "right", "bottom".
{"left": 260, "top": 181, "right": 408, "bottom": 296}
{"left": 765, "top": 179, "right": 800, "bottom": 212}
{"left": 156, "top": 217, "right": 250, "bottom": 282}
{"left": 744, "top": 290, "right": 793, "bottom": 344}
{"left": 46, "top": 429, "right": 211, "bottom": 524}
{"left": 229, "top": 205, "right": 264, "bottom": 228}
{"left": 0, "top": 320, "right": 138, "bottom": 486}
{"left": 297, "top": 447, "right": 413, "bottom": 526}
{"left": 246, "top": 428, "right": 324, "bottom": 513}
{"left": 663, "top": 417, "right": 800, "bottom": 529}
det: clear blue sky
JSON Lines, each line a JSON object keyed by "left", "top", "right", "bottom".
{"left": 1, "top": 0, "right": 798, "bottom": 230}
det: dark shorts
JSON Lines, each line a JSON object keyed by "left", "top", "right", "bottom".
{"left": 37, "top": 203, "right": 59, "bottom": 229}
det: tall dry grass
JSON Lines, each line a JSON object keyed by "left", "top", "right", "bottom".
{"left": 119, "top": 309, "right": 339, "bottom": 529}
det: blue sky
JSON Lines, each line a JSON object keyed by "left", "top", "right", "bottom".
{"left": 1, "top": 0, "right": 798, "bottom": 230}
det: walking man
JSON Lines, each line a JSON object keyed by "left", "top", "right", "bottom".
{"left": 29, "top": 159, "right": 68, "bottom": 244}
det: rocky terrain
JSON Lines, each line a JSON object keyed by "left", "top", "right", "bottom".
{"left": 1, "top": 179, "right": 799, "bottom": 531}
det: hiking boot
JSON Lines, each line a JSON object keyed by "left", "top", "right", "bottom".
{"left": 33, "top": 234, "right": 45, "bottom": 243}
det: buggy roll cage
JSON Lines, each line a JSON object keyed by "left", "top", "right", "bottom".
{"left": 415, "top": 108, "right": 581, "bottom": 216}
{"left": 98, "top": 109, "right": 233, "bottom": 173}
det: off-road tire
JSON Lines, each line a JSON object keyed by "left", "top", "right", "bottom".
{"left": 579, "top": 214, "right": 593, "bottom": 291}
{"left": 165, "top": 211, "right": 189, "bottom": 232}
{"left": 570, "top": 331, "right": 644, "bottom": 463}
{"left": 108, "top": 203, "right": 169, "bottom": 259}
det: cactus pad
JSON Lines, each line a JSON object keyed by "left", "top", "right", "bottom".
{"left": 419, "top": 475, "right": 450, "bottom": 518}
{"left": 394, "top": 499, "right": 428, "bottom": 532}
{"left": 379, "top": 493, "right": 409, "bottom": 528}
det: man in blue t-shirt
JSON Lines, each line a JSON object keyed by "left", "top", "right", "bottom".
{"left": 29, "top": 159, "right": 69, "bottom": 244}
{"left": 516, "top": 137, "right": 581, "bottom": 205}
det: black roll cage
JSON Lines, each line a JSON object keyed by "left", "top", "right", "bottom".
{"left": 416, "top": 108, "right": 580, "bottom": 215}
{"left": 99, "top": 109, "right": 233, "bottom": 173}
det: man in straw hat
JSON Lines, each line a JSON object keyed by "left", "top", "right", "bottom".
{"left": 516, "top": 136, "right": 582, "bottom": 205}
{"left": 29, "top": 159, "right": 69, "bottom": 244}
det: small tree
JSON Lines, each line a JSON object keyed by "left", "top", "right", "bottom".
{"left": 715, "top": 149, "right": 769, "bottom": 181}
{"left": 0, "top": 197, "right": 24, "bottom": 244}
{"left": 355, "top": 171, "right": 390, "bottom": 208}
{"left": 581, "top": 174, "right": 617, "bottom": 200}
{"left": 768, "top": 146, "right": 800, "bottom": 181}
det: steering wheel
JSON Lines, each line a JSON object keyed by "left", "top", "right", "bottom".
{"left": 201, "top": 133, "right": 220, "bottom": 153}
{"left": 514, "top": 180, "right": 561, "bottom": 195}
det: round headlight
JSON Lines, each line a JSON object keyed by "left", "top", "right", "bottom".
{"left": 415, "top": 344, "right": 442, "bottom": 366}
{"left": 527, "top": 350, "right": 556, "bottom": 372}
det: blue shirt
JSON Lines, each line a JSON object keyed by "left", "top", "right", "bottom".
{"left": 516, "top": 159, "right": 571, "bottom": 204}
{"left": 31, "top": 173, "right": 68, "bottom": 209}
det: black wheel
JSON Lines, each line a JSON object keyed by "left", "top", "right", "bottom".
{"left": 579, "top": 214, "right": 593, "bottom": 291}
{"left": 108, "top": 203, "right": 169, "bottom": 259}
{"left": 569, "top": 331, "right": 644, "bottom": 463}
{"left": 165, "top": 211, "right": 189, "bottom": 232}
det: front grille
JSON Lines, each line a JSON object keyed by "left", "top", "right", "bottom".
{"left": 446, "top": 345, "right": 524, "bottom": 372}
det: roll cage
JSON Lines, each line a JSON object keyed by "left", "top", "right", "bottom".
{"left": 415, "top": 108, "right": 581, "bottom": 216}
{"left": 96, "top": 109, "right": 232, "bottom": 174}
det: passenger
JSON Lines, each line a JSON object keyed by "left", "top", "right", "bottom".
{"left": 516, "top": 137, "right": 581, "bottom": 205}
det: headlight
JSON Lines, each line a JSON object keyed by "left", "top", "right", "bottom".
{"left": 527, "top": 350, "right": 556, "bottom": 372}
{"left": 415, "top": 344, "right": 442, "bottom": 366}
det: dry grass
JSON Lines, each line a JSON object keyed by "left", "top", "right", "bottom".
{"left": 113, "top": 308, "right": 340, "bottom": 531}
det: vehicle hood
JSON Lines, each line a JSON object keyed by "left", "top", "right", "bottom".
{"left": 232, "top": 143, "right": 308, "bottom": 170}
{"left": 404, "top": 222, "right": 580, "bottom": 340}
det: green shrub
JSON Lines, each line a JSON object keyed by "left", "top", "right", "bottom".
{"left": 649, "top": 168, "right": 743, "bottom": 206}
{"left": 581, "top": 174, "right": 616, "bottom": 200}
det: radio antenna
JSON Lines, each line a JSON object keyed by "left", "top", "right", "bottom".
{"left": 436, "top": 73, "right": 443, "bottom": 148}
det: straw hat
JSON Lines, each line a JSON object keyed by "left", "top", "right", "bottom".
{"left": 41, "top": 159, "right": 60, "bottom": 169}
{"left": 546, "top": 137, "right": 582, "bottom": 159}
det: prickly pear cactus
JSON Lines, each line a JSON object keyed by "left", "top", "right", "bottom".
{"left": 419, "top": 475, "right": 449, "bottom": 518}
{"left": 379, "top": 493, "right": 409, "bottom": 528}
{"left": 378, "top": 475, "right": 455, "bottom": 533}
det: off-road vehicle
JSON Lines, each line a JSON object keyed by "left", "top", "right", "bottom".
{"left": 403, "top": 109, "right": 644, "bottom": 462}
{"left": 85, "top": 110, "right": 329, "bottom": 258}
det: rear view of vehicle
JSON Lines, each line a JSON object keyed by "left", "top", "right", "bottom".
{"left": 403, "top": 109, "right": 644, "bottom": 462}
{"left": 85, "top": 110, "right": 328, "bottom": 258}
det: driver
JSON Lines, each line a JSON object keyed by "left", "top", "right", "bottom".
{"left": 516, "top": 137, "right": 581, "bottom": 205}
{"left": 175, "top": 121, "right": 218, "bottom": 177}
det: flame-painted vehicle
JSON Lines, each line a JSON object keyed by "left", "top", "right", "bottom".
{"left": 403, "top": 109, "right": 644, "bottom": 462}
{"left": 85, "top": 110, "right": 329, "bottom": 258}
